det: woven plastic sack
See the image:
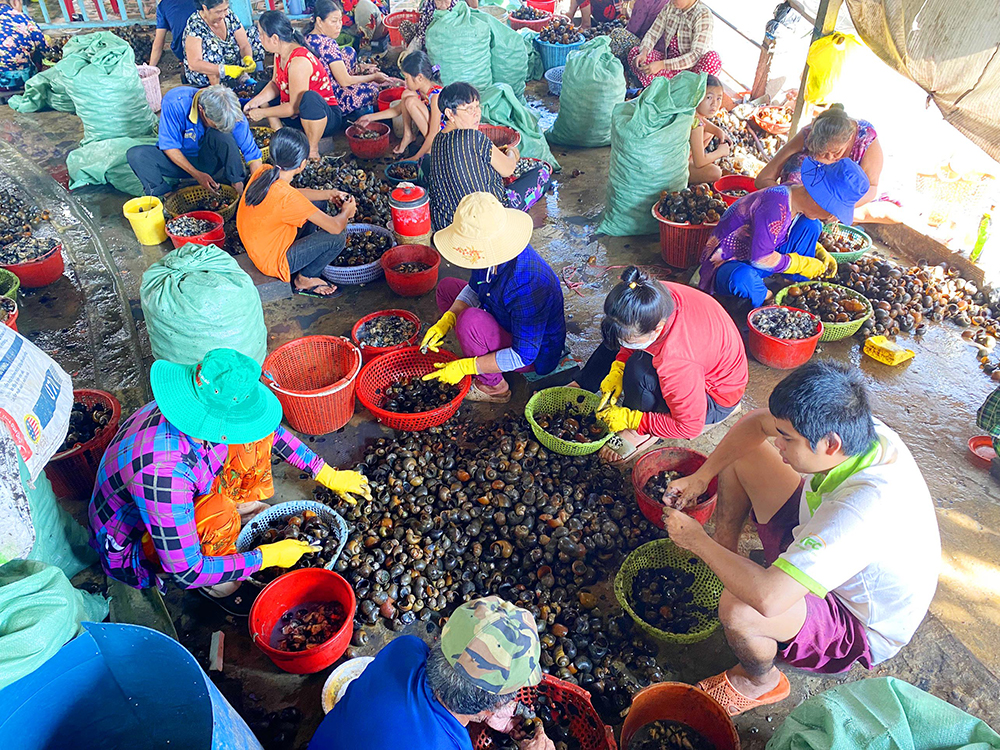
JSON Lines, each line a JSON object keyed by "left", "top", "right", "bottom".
{"left": 520, "top": 30, "right": 545, "bottom": 81}
{"left": 59, "top": 31, "right": 157, "bottom": 145}
{"left": 766, "top": 677, "right": 1000, "bottom": 750}
{"left": 8, "top": 64, "right": 75, "bottom": 114}
{"left": 67, "top": 136, "right": 157, "bottom": 196}
{"left": 0, "top": 560, "right": 109, "bottom": 693}
{"left": 475, "top": 9, "right": 529, "bottom": 98}
{"left": 598, "top": 72, "right": 704, "bottom": 236}
{"left": 480, "top": 83, "right": 560, "bottom": 170}
{"left": 425, "top": 2, "right": 493, "bottom": 91}
{"left": 548, "top": 36, "right": 625, "bottom": 147}
{"left": 140, "top": 243, "right": 268, "bottom": 366}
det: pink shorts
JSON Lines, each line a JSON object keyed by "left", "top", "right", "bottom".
{"left": 752, "top": 481, "right": 874, "bottom": 674}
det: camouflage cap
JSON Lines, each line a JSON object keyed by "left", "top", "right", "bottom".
{"left": 440, "top": 596, "right": 542, "bottom": 694}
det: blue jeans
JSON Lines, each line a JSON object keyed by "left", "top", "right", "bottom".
{"left": 713, "top": 217, "right": 822, "bottom": 307}
{"left": 286, "top": 218, "right": 346, "bottom": 279}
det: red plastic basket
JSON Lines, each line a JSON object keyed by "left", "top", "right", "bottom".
{"left": 346, "top": 122, "right": 391, "bottom": 160}
{"left": 384, "top": 10, "right": 420, "bottom": 46}
{"left": 3, "top": 299, "right": 17, "bottom": 332}
{"left": 355, "top": 346, "right": 470, "bottom": 431}
{"left": 652, "top": 202, "right": 716, "bottom": 268}
{"left": 509, "top": 9, "right": 552, "bottom": 31}
{"left": 470, "top": 675, "right": 616, "bottom": 750}
{"left": 1, "top": 242, "right": 65, "bottom": 289}
{"left": 165, "top": 210, "right": 225, "bottom": 250}
{"left": 380, "top": 244, "right": 440, "bottom": 297}
{"left": 249, "top": 569, "right": 356, "bottom": 674}
{"left": 45, "top": 389, "right": 122, "bottom": 502}
{"left": 378, "top": 86, "right": 405, "bottom": 112}
{"left": 714, "top": 174, "right": 757, "bottom": 206}
{"left": 747, "top": 305, "right": 823, "bottom": 369}
{"left": 479, "top": 124, "right": 521, "bottom": 149}
{"left": 631, "top": 447, "right": 719, "bottom": 529}
{"left": 262, "top": 336, "right": 362, "bottom": 435}
{"left": 621, "top": 682, "right": 739, "bottom": 750}
{"left": 351, "top": 308, "right": 422, "bottom": 364}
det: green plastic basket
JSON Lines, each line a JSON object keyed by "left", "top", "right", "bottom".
{"left": 524, "top": 387, "right": 612, "bottom": 456}
{"left": 774, "top": 281, "right": 873, "bottom": 342}
{"left": 0, "top": 269, "right": 19, "bottom": 301}
{"left": 822, "top": 222, "right": 872, "bottom": 263}
{"left": 614, "top": 539, "right": 723, "bottom": 645}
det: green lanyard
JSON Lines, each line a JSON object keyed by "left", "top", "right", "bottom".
{"left": 805, "top": 441, "right": 880, "bottom": 516}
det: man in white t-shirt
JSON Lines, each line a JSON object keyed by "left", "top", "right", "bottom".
{"left": 662, "top": 361, "right": 940, "bottom": 717}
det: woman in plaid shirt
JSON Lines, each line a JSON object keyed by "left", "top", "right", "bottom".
{"left": 628, "top": 0, "right": 721, "bottom": 88}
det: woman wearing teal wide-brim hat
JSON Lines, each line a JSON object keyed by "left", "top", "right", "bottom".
{"left": 88, "top": 348, "right": 370, "bottom": 615}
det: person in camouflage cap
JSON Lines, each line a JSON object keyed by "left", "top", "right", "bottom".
{"left": 441, "top": 596, "right": 543, "bottom": 694}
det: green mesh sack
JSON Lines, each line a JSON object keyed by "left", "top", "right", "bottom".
{"left": 425, "top": 2, "right": 493, "bottom": 91}
{"left": 614, "top": 539, "right": 723, "bottom": 644}
{"left": 598, "top": 72, "right": 705, "bottom": 236}
{"left": 548, "top": 36, "right": 625, "bottom": 148}
{"left": 8, "top": 64, "right": 76, "bottom": 114}
{"left": 67, "top": 136, "right": 157, "bottom": 196}
{"left": 520, "top": 30, "right": 545, "bottom": 81}
{"left": 480, "top": 83, "right": 560, "bottom": 170}
{"left": 475, "top": 10, "right": 529, "bottom": 98}
{"left": 140, "top": 243, "right": 268, "bottom": 366}
{"left": 524, "top": 387, "right": 611, "bottom": 456}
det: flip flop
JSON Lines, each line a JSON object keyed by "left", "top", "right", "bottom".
{"left": 696, "top": 670, "right": 791, "bottom": 717}
{"left": 197, "top": 583, "right": 259, "bottom": 617}
{"left": 293, "top": 284, "right": 341, "bottom": 299}
{"left": 603, "top": 430, "right": 660, "bottom": 464}
{"left": 464, "top": 382, "right": 512, "bottom": 403}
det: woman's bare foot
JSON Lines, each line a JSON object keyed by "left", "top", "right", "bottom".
{"left": 309, "top": 149, "right": 321, "bottom": 160}
{"left": 393, "top": 131, "right": 413, "bottom": 155}
{"left": 293, "top": 274, "right": 339, "bottom": 297}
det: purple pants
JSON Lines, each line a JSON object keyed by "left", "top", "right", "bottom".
{"left": 436, "top": 277, "right": 534, "bottom": 387}
{"left": 752, "top": 481, "right": 874, "bottom": 674}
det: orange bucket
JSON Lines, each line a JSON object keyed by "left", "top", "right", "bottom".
{"left": 621, "top": 682, "right": 740, "bottom": 750}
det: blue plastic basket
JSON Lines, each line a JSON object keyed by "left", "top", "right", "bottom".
{"left": 236, "top": 500, "right": 349, "bottom": 571}
{"left": 322, "top": 223, "right": 395, "bottom": 285}
{"left": 544, "top": 65, "right": 564, "bottom": 96}
{"left": 535, "top": 37, "right": 584, "bottom": 72}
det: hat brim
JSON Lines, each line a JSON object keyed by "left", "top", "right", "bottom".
{"left": 800, "top": 157, "right": 859, "bottom": 226}
{"left": 433, "top": 206, "right": 533, "bottom": 270}
{"left": 151, "top": 359, "right": 283, "bottom": 444}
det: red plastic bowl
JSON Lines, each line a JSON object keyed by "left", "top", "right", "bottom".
{"left": 508, "top": 10, "right": 552, "bottom": 31}
{"left": 350, "top": 308, "right": 421, "bottom": 364}
{"left": 1, "top": 242, "right": 65, "bottom": 289}
{"left": 3, "top": 299, "right": 17, "bottom": 332}
{"left": 378, "top": 86, "right": 405, "bottom": 112}
{"left": 747, "top": 305, "right": 823, "bottom": 369}
{"left": 714, "top": 175, "right": 757, "bottom": 206}
{"left": 380, "top": 244, "right": 440, "bottom": 297}
{"left": 384, "top": 10, "right": 420, "bottom": 46}
{"left": 632, "top": 447, "right": 719, "bottom": 528}
{"left": 346, "top": 122, "right": 391, "bottom": 160}
{"left": 249, "top": 568, "right": 356, "bottom": 674}
{"left": 165, "top": 210, "right": 224, "bottom": 250}
{"left": 968, "top": 435, "right": 996, "bottom": 469}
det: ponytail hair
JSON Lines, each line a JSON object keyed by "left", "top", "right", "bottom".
{"left": 244, "top": 128, "right": 309, "bottom": 207}
{"left": 258, "top": 9, "right": 306, "bottom": 46}
{"left": 401, "top": 50, "right": 441, "bottom": 82}
{"left": 310, "top": 0, "right": 343, "bottom": 31}
{"left": 600, "top": 267, "right": 675, "bottom": 349}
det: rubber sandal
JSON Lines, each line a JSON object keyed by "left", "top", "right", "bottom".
{"left": 293, "top": 284, "right": 341, "bottom": 299}
{"left": 604, "top": 430, "right": 659, "bottom": 464}
{"left": 696, "top": 670, "right": 791, "bottom": 716}
{"left": 464, "top": 382, "right": 512, "bottom": 403}
{"left": 197, "top": 584, "right": 259, "bottom": 617}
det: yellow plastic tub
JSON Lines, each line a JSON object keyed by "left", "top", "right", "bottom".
{"left": 863, "top": 335, "right": 915, "bottom": 366}
{"left": 123, "top": 196, "right": 168, "bottom": 245}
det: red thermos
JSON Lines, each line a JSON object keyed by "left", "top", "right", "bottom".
{"left": 389, "top": 184, "right": 432, "bottom": 245}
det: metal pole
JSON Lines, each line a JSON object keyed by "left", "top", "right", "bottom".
{"left": 788, "top": 0, "right": 843, "bottom": 136}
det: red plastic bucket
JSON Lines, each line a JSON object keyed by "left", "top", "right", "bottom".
{"left": 3, "top": 299, "right": 17, "bottom": 332}
{"left": 652, "top": 203, "right": 716, "bottom": 269}
{"left": 713, "top": 175, "right": 757, "bottom": 206}
{"left": 380, "top": 244, "right": 440, "bottom": 297}
{"left": 621, "top": 682, "right": 739, "bottom": 750}
{"left": 165, "top": 210, "right": 225, "bottom": 250}
{"left": 377, "top": 86, "right": 405, "bottom": 112}
{"left": 350, "top": 308, "right": 421, "bottom": 364}
{"left": 631, "top": 447, "right": 719, "bottom": 528}
{"left": 262, "top": 336, "right": 362, "bottom": 435}
{"left": 249, "top": 569, "right": 356, "bottom": 674}
{"left": 526, "top": 0, "right": 556, "bottom": 12}
{"left": 45, "top": 389, "right": 122, "bottom": 502}
{"left": 1, "top": 242, "right": 65, "bottom": 289}
{"left": 384, "top": 10, "right": 419, "bottom": 46}
{"left": 746, "top": 305, "right": 823, "bottom": 369}
{"left": 346, "top": 122, "right": 391, "bottom": 160}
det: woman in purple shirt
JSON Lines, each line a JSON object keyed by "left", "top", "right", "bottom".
{"left": 609, "top": 0, "right": 669, "bottom": 67}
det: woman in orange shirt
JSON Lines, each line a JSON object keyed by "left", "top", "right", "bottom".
{"left": 236, "top": 128, "right": 356, "bottom": 297}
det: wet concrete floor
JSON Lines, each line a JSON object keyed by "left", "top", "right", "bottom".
{"left": 3, "top": 75, "right": 999, "bottom": 747}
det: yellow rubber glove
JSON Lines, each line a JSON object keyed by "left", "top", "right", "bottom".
{"left": 420, "top": 311, "right": 457, "bottom": 353}
{"left": 784, "top": 253, "right": 826, "bottom": 279}
{"left": 598, "top": 360, "right": 626, "bottom": 410}
{"left": 316, "top": 465, "right": 372, "bottom": 504}
{"left": 222, "top": 64, "right": 246, "bottom": 79}
{"left": 596, "top": 404, "right": 644, "bottom": 432}
{"left": 242, "top": 55, "right": 256, "bottom": 72}
{"left": 258, "top": 539, "right": 319, "bottom": 569}
{"left": 422, "top": 357, "right": 478, "bottom": 385}
{"left": 814, "top": 245, "right": 838, "bottom": 278}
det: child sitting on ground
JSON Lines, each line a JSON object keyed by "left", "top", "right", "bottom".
{"left": 689, "top": 75, "right": 731, "bottom": 185}
{"left": 356, "top": 50, "right": 441, "bottom": 157}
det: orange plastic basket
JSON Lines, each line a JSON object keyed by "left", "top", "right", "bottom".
{"left": 355, "top": 346, "right": 470, "bottom": 431}
{"left": 262, "top": 336, "right": 362, "bottom": 435}
{"left": 45, "top": 389, "right": 122, "bottom": 501}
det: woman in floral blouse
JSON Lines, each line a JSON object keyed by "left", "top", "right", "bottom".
{"left": 0, "top": 0, "right": 47, "bottom": 89}
{"left": 183, "top": 0, "right": 262, "bottom": 88}
{"left": 305, "top": 0, "right": 396, "bottom": 115}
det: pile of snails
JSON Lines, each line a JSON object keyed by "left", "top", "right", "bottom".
{"left": 387, "top": 162, "right": 420, "bottom": 181}
{"left": 581, "top": 19, "right": 625, "bottom": 40}
{"left": 630, "top": 566, "right": 712, "bottom": 635}
{"left": 657, "top": 185, "right": 727, "bottom": 225}
{"left": 534, "top": 405, "right": 607, "bottom": 444}
{"left": 252, "top": 510, "right": 343, "bottom": 584}
{"left": 294, "top": 159, "right": 393, "bottom": 226}
{"left": 750, "top": 307, "right": 820, "bottom": 340}
{"left": 166, "top": 216, "right": 217, "bottom": 237}
{"left": 112, "top": 25, "right": 153, "bottom": 63}
{"left": 357, "top": 314, "right": 417, "bottom": 348}
{"left": 0, "top": 185, "right": 50, "bottom": 249}
{"left": 338, "top": 229, "right": 393, "bottom": 266}
{"left": 380, "top": 376, "right": 459, "bottom": 413}
{"left": 820, "top": 226, "right": 867, "bottom": 254}
{"left": 393, "top": 261, "right": 431, "bottom": 274}
{"left": 629, "top": 720, "right": 717, "bottom": 750}
{"left": 0, "top": 236, "right": 59, "bottom": 265}
{"left": 273, "top": 601, "right": 348, "bottom": 652}
{"left": 57, "top": 400, "right": 113, "bottom": 453}
{"left": 0, "top": 297, "right": 14, "bottom": 323}
{"left": 782, "top": 283, "right": 869, "bottom": 325}
{"left": 539, "top": 17, "right": 583, "bottom": 44}
{"left": 511, "top": 5, "right": 548, "bottom": 20}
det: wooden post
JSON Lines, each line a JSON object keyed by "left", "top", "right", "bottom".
{"left": 789, "top": 0, "right": 843, "bottom": 136}
{"left": 751, "top": 36, "right": 775, "bottom": 100}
